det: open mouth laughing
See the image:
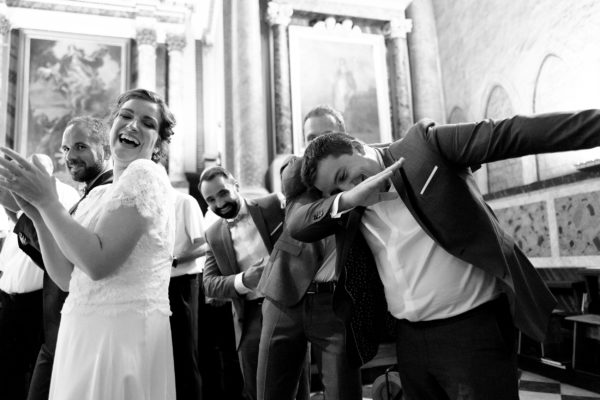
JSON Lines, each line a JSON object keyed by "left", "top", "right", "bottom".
{"left": 119, "top": 132, "right": 140, "bottom": 147}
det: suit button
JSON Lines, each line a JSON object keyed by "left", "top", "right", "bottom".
{"left": 314, "top": 211, "right": 324, "bottom": 219}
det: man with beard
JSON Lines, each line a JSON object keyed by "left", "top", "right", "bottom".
{"left": 0, "top": 154, "right": 79, "bottom": 400}
{"left": 200, "top": 166, "right": 295, "bottom": 400}
{"left": 13, "top": 116, "right": 112, "bottom": 400}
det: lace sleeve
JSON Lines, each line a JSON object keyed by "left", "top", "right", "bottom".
{"left": 104, "top": 159, "right": 172, "bottom": 220}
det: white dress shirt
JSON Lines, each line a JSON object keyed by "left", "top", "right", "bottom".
{"left": 172, "top": 192, "right": 206, "bottom": 277}
{"left": 229, "top": 200, "right": 270, "bottom": 300}
{"left": 332, "top": 146, "right": 499, "bottom": 321}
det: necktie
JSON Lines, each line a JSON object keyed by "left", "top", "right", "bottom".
{"left": 69, "top": 186, "right": 89, "bottom": 215}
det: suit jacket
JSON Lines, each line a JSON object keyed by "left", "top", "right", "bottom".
{"left": 203, "top": 194, "right": 284, "bottom": 349}
{"left": 13, "top": 169, "right": 113, "bottom": 354}
{"left": 258, "top": 156, "right": 326, "bottom": 307}
{"left": 257, "top": 155, "right": 387, "bottom": 366}
{"left": 289, "top": 110, "right": 600, "bottom": 342}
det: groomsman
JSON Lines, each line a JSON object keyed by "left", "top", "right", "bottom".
{"left": 200, "top": 166, "right": 295, "bottom": 400}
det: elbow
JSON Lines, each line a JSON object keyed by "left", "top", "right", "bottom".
{"left": 85, "top": 261, "right": 113, "bottom": 281}
{"left": 56, "top": 279, "right": 70, "bottom": 292}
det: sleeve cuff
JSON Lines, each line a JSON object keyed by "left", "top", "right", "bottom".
{"left": 234, "top": 272, "right": 251, "bottom": 294}
{"left": 331, "top": 193, "right": 352, "bottom": 218}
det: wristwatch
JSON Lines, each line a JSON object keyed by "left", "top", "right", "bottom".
{"left": 172, "top": 256, "right": 178, "bottom": 268}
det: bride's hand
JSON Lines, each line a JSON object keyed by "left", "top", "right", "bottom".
{"left": 12, "top": 192, "right": 41, "bottom": 221}
{"left": 0, "top": 148, "right": 59, "bottom": 209}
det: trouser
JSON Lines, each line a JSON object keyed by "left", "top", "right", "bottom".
{"left": 0, "top": 288, "right": 43, "bottom": 400}
{"left": 395, "top": 295, "right": 519, "bottom": 400}
{"left": 238, "top": 298, "right": 264, "bottom": 400}
{"left": 27, "top": 343, "right": 53, "bottom": 400}
{"left": 169, "top": 274, "right": 203, "bottom": 400}
{"left": 257, "top": 292, "right": 362, "bottom": 400}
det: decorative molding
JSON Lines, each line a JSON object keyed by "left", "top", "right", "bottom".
{"left": 165, "top": 33, "right": 186, "bottom": 52}
{"left": 5, "top": 0, "right": 185, "bottom": 24}
{"left": 311, "top": 16, "right": 361, "bottom": 34}
{"left": 7, "top": 0, "right": 134, "bottom": 18}
{"left": 287, "top": 0, "right": 408, "bottom": 22}
{"left": 383, "top": 18, "right": 412, "bottom": 39}
{"left": 266, "top": 1, "right": 293, "bottom": 27}
{"left": 0, "top": 14, "right": 10, "bottom": 36}
{"left": 136, "top": 27, "right": 157, "bottom": 46}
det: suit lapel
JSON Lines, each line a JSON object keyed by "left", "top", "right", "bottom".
{"left": 380, "top": 146, "right": 436, "bottom": 240}
{"left": 247, "top": 200, "right": 273, "bottom": 252}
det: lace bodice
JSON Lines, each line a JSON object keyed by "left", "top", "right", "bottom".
{"left": 62, "top": 159, "right": 176, "bottom": 316}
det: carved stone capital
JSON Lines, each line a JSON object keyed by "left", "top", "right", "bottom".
{"left": 136, "top": 27, "right": 157, "bottom": 47}
{"left": 383, "top": 18, "right": 413, "bottom": 39}
{"left": 0, "top": 14, "right": 10, "bottom": 36}
{"left": 166, "top": 33, "right": 186, "bottom": 52}
{"left": 265, "top": 2, "right": 293, "bottom": 27}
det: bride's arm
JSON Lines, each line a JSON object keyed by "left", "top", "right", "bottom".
{"left": 0, "top": 148, "right": 150, "bottom": 281}
{"left": 37, "top": 199, "right": 148, "bottom": 281}
{"left": 32, "top": 217, "right": 73, "bottom": 291}
{"left": 13, "top": 194, "right": 74, "bottom": 290}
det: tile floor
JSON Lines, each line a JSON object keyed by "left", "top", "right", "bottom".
{"left": 332, "top": 370, "right": 600, "bottom": 400}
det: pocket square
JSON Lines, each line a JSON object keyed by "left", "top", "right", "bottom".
{"left": 420, "top": 165, "right": 438, "bottom": 195}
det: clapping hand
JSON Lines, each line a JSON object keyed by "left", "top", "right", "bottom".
{"left": 242, "top": 257, "right": 266, "bottom": 290}
{"left": 340, "top": 158, "right": 404, "bottom": 209}
{"left": 0, "top": 147, "right": 59, "bottom": 210}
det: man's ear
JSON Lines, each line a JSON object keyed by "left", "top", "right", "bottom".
{"left": 351, "top": 139, "right": 365, "bottom": 155}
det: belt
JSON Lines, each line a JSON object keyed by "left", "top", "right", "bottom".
{"left": 306, "top": 281, "right": 336, "bottom": 294}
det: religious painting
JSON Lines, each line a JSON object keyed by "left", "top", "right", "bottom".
{"left": 16, "top": 30, "right": 129, "bottom": 170}
{"left": 289, "top": 25, "right": 391, "bottom": 153}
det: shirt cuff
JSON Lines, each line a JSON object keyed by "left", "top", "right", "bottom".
{"left": 331, "top": 193, "right": 352, "bottom": 218}
{"left": 234, "top": 272, "right": 252, "bottom": 295}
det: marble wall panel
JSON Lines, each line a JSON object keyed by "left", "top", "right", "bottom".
{"left": 555, "top": 192, "right": 600, "bottom": 256}
{"left": 495, "top": 201, "right": 551, "bottom": 257}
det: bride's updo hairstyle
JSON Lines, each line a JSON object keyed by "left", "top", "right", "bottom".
{"left": 108, "top": 88, "right": 176, "bottom": 163}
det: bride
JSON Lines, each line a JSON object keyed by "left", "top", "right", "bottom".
{"left": 0, "top": 89, "right": 177, "bottom": 400}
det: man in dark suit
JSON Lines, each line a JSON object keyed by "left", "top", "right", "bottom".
{"left": 255, "top": 105, "right": 378, "bottom": 400}
{"left": 289, "top": 110, "right": 600, "bottom": 400}
{"left": 13, "top": 116, "right": 112, "bottom": 400}
{"left": 200, "top": 166, "right": 305, "bottom": 400}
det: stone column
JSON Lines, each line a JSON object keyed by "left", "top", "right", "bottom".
{"left": 166, "top": 33, "right": 187, "bottom": 186}
{"left": 135, "top": 27, "right": 157, "bottom": 91}
{"left": 406, "top": 0, "right": 445, "bottom": 123}
{"left": 223, "top": 0, "right": 269, "bottom": 195}
{"left": 0, "top": 12, "right": 10, "bottom": 147}
{"left": 384, "top": 18, "right": 413, "bottom": 139}
{"left": 266, "top": 1, "right": 293, "bottom": 155}
{"left": 0, "top": 13, "right": 10, "bottom": 97}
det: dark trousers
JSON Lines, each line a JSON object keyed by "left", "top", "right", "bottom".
{"left": 27, "top": 343, "right": 53, "bottom": 400}
{"left": 257, "top": 293, "right": 362, "bottom": 400}
{"left": 238, "top": 299, "right": 264, "bottom": 400}
{"left": 0, "top": 288, "right": 43, "bottom": 400}
{"left": 169, "top": 274, "right": 203, "bottom": 400}
{"left": 199, "top": 300, "right": 244, "bottom": 400}
{"left": 395, "top": 296, "right": 519, "bottom": 400}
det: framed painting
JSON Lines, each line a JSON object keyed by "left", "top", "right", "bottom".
{"left": 15, "top": 29, "right": 129, "bottom": 170}
{"left": 289, "top": 25, "right": 392, "bottom": 153}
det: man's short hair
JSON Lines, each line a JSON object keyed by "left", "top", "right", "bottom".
{"left": 301, "top": 133, "right": 355, "bottom": 188}
{"left": 199, "top": 166, "right": 236, "bottom": 186}
{"left": 303, "top": 105, "right": 346, "bottom": 133}
{"left": 66, "top": 116, "right": 110, "bottom": 159}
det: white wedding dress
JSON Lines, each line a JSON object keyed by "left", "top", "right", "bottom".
{"left": 49, "top": 159, "right": 177, "bottom": 400}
